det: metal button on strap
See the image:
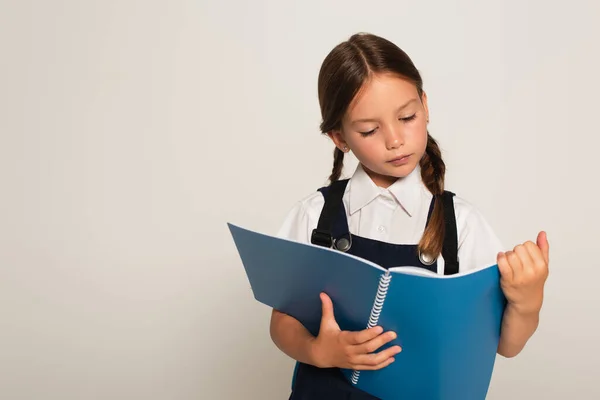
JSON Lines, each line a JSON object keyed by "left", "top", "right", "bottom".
{"left": 334, "top": 237, "right": 351, "bottom": 252}
{"left": 419, "top": 251, "right": 436, "bottom": 265}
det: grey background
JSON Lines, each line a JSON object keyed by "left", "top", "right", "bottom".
{"left": 1, "top": 0, "right": 598, "bottom": 398}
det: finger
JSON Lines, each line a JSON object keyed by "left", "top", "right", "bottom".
{"left": 357, "top": 330, "right": 397, "bottom": 354}
{"left": 497, "top": 252, "right": 513, "bottom": 282}
{"left": 536, "top": 231, "right": 550, "bottom": 265}
{"left": 505, "top": 250, "right": 523, "bottom": 281}
{"left": 352, "top": 355, "right": 396, "bottom": 371}
{"left": 319, "top": 292, "right": 338, "bottom": 329}
{"left": 341, "top": 326, "right": 384, "bottom": 345}
{"left": 514, "top": 243, "right": 534, "bottom": 273}
{"left": 524, "top": 240, "right": 548, "bottom": 274}
{"left": 353, "top": 344, "right": 402, "bottom": 367}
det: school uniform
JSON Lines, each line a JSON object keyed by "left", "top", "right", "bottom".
{"left": 276, "top": 163, "right": 504, "bottom": 400}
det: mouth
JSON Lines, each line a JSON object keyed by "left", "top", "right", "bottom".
{"left": 387, "top": 154, "right": 412, "bottom": 165}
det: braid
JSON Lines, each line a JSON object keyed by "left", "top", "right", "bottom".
{"left": 418, "top": 133, "right": 446, "bottom": 259}
{"left": 329, "top": 147, "right": 345, "bottom": 183}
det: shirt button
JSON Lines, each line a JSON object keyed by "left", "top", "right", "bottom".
{"left": 378, "top": 226, "right": 386, "bottom": 233}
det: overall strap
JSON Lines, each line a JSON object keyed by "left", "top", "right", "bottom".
{"left": 310, "top": 179, "right": 349, "bottom": 248}
{"left": 440, "top": 191, "right": 459, "bottom": 275}
{"left": 311, "top": 179, "right": 460, "bottom": 275}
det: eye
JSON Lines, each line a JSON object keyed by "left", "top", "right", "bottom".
{"left": 359, "top": 128, "right": 377, "bottom": 137}
{"left": 400, "top": 114, "right": 417, "bottom": 122}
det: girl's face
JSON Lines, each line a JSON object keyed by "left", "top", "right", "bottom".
{"left": 329, "top": 72, "right": 429, "bottom": 188}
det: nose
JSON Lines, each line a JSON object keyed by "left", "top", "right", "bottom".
{"left": 384, "top": 125, "right": 404, "bottom": 150}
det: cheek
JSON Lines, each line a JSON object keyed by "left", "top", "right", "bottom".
{"left": 347, "top": 137, "right": 381, "bottom": 158}
{"left": 407, "top": 122, "right": 429, "bottom": 147}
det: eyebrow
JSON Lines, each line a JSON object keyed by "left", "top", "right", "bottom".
{"left": 351, "top": 98, "right": 419, "bottom": 124}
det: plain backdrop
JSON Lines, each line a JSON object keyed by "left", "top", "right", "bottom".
{"left": 1, "top": 0, "right": 599, "bottom": 399}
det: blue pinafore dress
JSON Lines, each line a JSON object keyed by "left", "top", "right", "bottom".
{"left": 288, "top": 178, "right": 460, "bottom": 400}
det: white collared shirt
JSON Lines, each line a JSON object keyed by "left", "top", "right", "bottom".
{"left": 277, "top": 164, "right": 504, "bottom": 274}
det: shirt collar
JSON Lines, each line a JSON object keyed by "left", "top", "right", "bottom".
{"left": 348, "top": 163, "right": 425, "bottom": 217}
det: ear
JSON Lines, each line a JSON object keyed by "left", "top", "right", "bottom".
{"left": 327, "top": 130, "right": 349, "bottom": 152}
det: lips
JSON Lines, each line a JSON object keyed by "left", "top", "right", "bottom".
{"left": 388, "top": 155, "right": 410, "bottom": 163}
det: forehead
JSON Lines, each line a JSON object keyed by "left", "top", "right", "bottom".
{"left": 347, "top": 73, "right": 419, "bottom": 118}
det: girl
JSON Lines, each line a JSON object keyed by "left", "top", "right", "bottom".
{"left": 271, "top": 32, "right": 549, "bottom": 400}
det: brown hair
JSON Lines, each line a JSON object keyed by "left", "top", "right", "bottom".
{"left": 317, "top": 32, "right": 446, "bottom": 260}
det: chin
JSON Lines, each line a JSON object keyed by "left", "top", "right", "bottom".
{"left": 364, "top": 164, "right": 417, "bottom": 187}
{"left": 384, "top": 163, "right": 419, "bottom": 177}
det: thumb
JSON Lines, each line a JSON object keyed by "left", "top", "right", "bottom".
{"left": 319, "top": 292, "right": 338, "bottom": 329}
{"left": 537, "top": 231, "right": 550, "bottom": 264}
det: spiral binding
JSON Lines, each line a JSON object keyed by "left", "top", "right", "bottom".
{"left": 350, "top": 270, "right": 392, "bottom": 385}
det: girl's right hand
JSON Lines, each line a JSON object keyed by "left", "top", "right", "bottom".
{"left": 310, "top": 292, "right": 402, "bottom": 370}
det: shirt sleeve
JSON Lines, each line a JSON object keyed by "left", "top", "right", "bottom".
{"left": 456, "top": 201, "right": 505, "bottom": 272}
{"left": 276, "top": 201, "right": 310, "bottom": 243}
{"left": 276, "top": 192, "right": 324, "bottom": 244}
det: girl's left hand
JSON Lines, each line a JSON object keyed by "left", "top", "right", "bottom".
{"left": 497, "top": 231, "right": 550, "bottom": 314}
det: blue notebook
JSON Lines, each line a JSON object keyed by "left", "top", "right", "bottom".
{"left": 227, "top": 222, "right": 506, "bottom": 400}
